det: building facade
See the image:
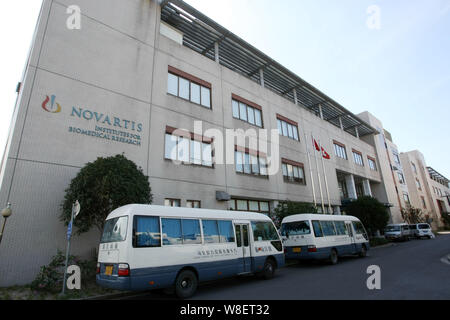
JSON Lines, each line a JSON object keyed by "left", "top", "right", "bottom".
{"left": 400, "top": 150, "right": 450, "bottom": 229}
{"left": 0, "top": 0, "right": 409, "bottom": 286}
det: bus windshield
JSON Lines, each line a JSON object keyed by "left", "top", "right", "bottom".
{"left": 101, "top": 216, "right": 128, "bottom": 243}
{"left": 281, "top": 221, "right": 311, "bottom": 237}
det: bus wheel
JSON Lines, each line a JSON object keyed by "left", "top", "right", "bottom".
{"left": 359, "top": 245, "right": 367, "bottom": 258}
{"left": 262, "top": 259, "right": 276, "bottom": 280}
{"left": 175, "top": 270, "right": 198, "bottom": 299}
{"left": 329, "top": 249, "right": 338, "bottom": 265}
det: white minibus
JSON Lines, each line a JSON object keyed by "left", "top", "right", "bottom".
{"left": 280, "top": 214, "right": 369, "bottom": 265}
{"left": 96, "top": 205, "right": 284, "bottom": 298}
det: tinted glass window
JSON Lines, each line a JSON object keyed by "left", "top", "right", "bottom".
{"left": 202, "top": 220, "right": 220, "bottom": 244}
{"left": 418, "top": 224, "right": 430, "bottom": 230}
{"left": 251, "top": 221, "right": 279, "bottom": 241}
{"left": 321, "top": 221, "right": 336, "bottom": 236}
{"left": 162, "top": 218, "right": 183, "bottom": 245}
{"left": 134, "top": 216, "right": 160, "bottom": 247}
{"left": 312, "top": 221, "right": 323, "bottom": 237}
{"left": 334, "top": 221, "right": 348, "bottom": 235}
{"left": 101, "top": 217, "right": 128, "bottom": 243}
{"left": 179, "top": 77, "right": 190, "bottom": 100}
{"left": 182, "top": 219, "right": 202, "bottom": 244}
{"left": 281, "top": 221, "right": 311, "bottom": 236}
{"left": 218, "top": 221, "right": 235, "bottom": 243}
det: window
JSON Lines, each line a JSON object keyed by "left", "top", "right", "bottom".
{"left": 202, "top": 220, "right": 234, "bottom": 244}
{"left": 403, "top": 193, "right": 410, "bottom": 204}
{"left": 186, "top": 200, "right": 201, "bottom": 208}
{"left": 202, "top": 220, "right": 220, "bottom": 244}
{"left": 334, "top": 142, "right": 347, "bottom": 160}
{"left": 218, "top": 221, "right": 235, "bottom": 243}
{"left": 235, "top": 150, "right": 268, "bottom": 177}
{"left": 352, "top": 221, "right": 368, "bottom": 239}
{"left": 320, "top": 221, "right": 337, "bottom": 236}
{"left": 134, "top": 216, "right": 160, "bottom": 248}
{"left": 101, "top": 217, "right": 128, "bottom": 244}
{"left": 282, "top": 160, "right": 306, "bottom": 184}
{"left": 352, "top": 150, "right": 364, "bottom": 166}
{"left": 229, "top": 199, "right": 270, "bottom": 214}
{"left": 281, "top": 221, "right": 311, "bottom": 236}
{"left": 421, "top": 196, "right": 427, "bottom": 209}
{"left": 411, "top": 162, "right": 417, "bottom": 174}
{"left": 392, "top": 152, "right": 401, "bottom": 165}
{"left": 334, "top": 221, "right": 348, "bottom": 236}
{"left": 165, "top": 131, "right": 213, "bottom": 168}
{"left": 162, "top": 218, "right": 183, "bottom": 245}
{"left": 167, "top": 67, "right": 211, "bottom": 109}
{"left": 182, "top": 219, "right": 202, "bottom": 244}
{"left": 251, "top": 221, "right": 279, "bottom": 241}
{"left": 277, "top": 115, "right": 299, "bottom": 141}
{"left": 164, "top": 198, "right": 180, "bottom": 207}
{"left": 232, "top": 95, "right": 263, "bottom": 128}
{"left": 416, "top": 179, "right": 422, "bottom": 190}
{"left": 397, "top": 172, "right": 405, "bottom": 184}
{"left": 312, "top": 221, "right": 323, "bottom": 238}
{"left": 368, "top": 157, "right": 377, "bottom": 171}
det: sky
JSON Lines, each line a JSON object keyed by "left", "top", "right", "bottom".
{"left": 0, "top": 0, "right": 449, "bottom": 178}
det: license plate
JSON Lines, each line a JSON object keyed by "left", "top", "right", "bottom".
{"left": 293, "top": 248, "right": 302, "bottom": 253}
{"left": 105, "top": 265, "right": 113, "bottom": 276}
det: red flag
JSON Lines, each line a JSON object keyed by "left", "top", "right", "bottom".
{"left": 313, "top": 139, "right": 330, "bottom": 160}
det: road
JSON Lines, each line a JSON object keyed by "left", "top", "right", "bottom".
{"left": 120, "top": 234, "right": 450, "bottom": 300}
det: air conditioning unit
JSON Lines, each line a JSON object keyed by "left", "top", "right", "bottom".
{"left": 216, "top": 191, "right": 231, "bottom": 201}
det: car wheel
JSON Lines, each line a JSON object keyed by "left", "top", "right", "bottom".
{"left": 359, "top": 245, "right": 367, "bottom": 258}
{"left": 329, "top": 249, "right": 338, "bottom": 265}
{"left": 175, "top": 270, "right": 198, "bottom": 299}
{"left": 262, "top": 259, "right": 276, "bottom": 280}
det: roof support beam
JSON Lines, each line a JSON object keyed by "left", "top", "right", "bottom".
{"left": 201, "top": 33, "right": 228, "bottom": 55}
{"left": 339, "top": 117, "right": 344, "bottom": 130}
{"left": 318, "top": 104, "right": 324, "bottom": 120}
{"left": 293, "top": 89, "right": 298, "bottom": 105}
{"left": 259, "top": 68, "right": 265, "bottom": 87}
{"left": 248, "top": 63, "right": 270, "bottom": 78}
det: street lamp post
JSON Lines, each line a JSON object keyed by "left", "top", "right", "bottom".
{"left": 0, "top": 203, "right": 12, "bottom": 245}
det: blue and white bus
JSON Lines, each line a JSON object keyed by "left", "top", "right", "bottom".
{"left": 96, "top": 205, "right": 284, "bottom": 298}
{"left": 281, "top": 214, "right": 369, "bottom": 265}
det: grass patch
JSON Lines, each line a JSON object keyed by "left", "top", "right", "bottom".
{"left": 370, "top": 237, "right": 390, "bottom": 247}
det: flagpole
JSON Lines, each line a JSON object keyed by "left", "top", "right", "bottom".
{"left": 304, "top": 132, "right": 316, "bottom": 207}
{"left": 312, "top": 134, "right": 325, "bottom": 213}
{"left": 319, "top": 139, "right": 333, "bottom": 214}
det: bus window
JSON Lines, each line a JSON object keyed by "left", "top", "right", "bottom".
{"left": 251, "top": 221, "right": 279, "bottom": 241}
{"left": 334, "top": 221, "right": 348, "bottom": 235}
{"left": 218, "top": 221, "right": 235, "bottom": 243}
{"left": 134, "top": 216, "right": 160, "bottom": 248}
{"left": 162, "top": 218, "right": 183, "bottom": 245}
{"left": 235, "top": 225, "right": 242, "bottom": 247}
{"left": 243, "top": 225, "right": 249, "bottom": 247}
{"left": 352, "top": 221, "right": 368, "bottom": 240}
{"left": 182, "top": 219, "right": 202, "bottom": 244}
{"left": 102, "top": 216, "right": 128, "bottom": 244}
{"left": 321, "top": 221, "right": 337, "bottom": 237}
{"left": 312, "top": 221, "right": 323, "bottom": 238}
{"left": 202, "top": 220, "right": 220, "bottom": 244}
{"left": 281, "top": 221, "right": 311, "bottom": 237}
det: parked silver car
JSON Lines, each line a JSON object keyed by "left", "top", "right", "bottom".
{"left": 413, "top": 223, "right": 435, "bottom": 239}
{"left": 384, "top": 224, "right": 410, "bottom": 241}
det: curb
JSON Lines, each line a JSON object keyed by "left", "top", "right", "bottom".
{"left": 371, "top": 243, "right": 395, "bottom": 250}
{"left": 81, "top": 291, "right": 142, "bottom": 300}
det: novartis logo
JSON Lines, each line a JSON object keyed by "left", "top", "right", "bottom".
{"left": 42, "top": 95, "right": 62, "bottom": 114}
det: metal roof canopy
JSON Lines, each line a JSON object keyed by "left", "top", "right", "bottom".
{"left": 427, "top": 167, "right": 450, "bottom": 184}
{"left": 161, "top": 0, "right": 377, "bottom": 137}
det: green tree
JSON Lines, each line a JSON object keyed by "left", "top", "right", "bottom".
{"left": 270, "top": 201, "right": 317, "bottom": 228}
{"left": 345, "top": 196, "right": 389, "bottom": 236}
{"left": 61, "top": 154, "right": 152, "bottom": 235}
